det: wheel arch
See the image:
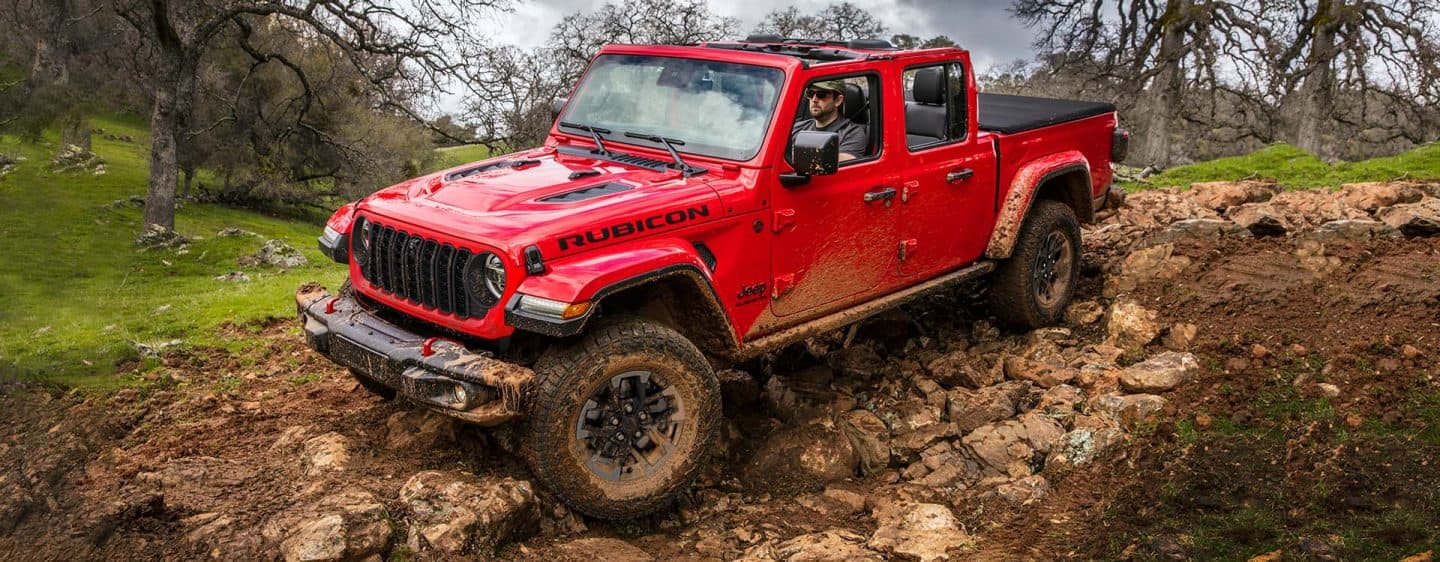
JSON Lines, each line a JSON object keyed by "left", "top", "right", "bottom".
{"left": 985, "top": 153, "right": 1094, "bottom": 259}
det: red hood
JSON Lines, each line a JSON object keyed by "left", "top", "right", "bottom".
{"left": 356, "top": 147, "right": 723, "bottom": 259}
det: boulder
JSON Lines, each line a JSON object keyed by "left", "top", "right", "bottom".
{"left": 1002, "top": 355, "right": 1076, "bottom": 388}
{"left": 1227, "top": 203, "right": 1290, "bottom": 236}
{"left": 1303, "top": 219, "right": 1402, "bottom": 242}
{"left": 1377, "top": 198, "right": 1440, "bottom": 236}
{"left": 947, "top": 381, "right": 1029, "bottom": 434}
{"left": 831, "top": 343, "right": 885, "bottom": 379}
{"left": 1046, "top": 428, "right": 1127, "bottom": 470}
{"left": 1265, "top": 189, "right": 1371, "bottom": 230}
{"left": 925, "top": 350, "right": 998, "bottom": 389}
{"left": 1146, "top": 218, "right": 1251, "bottom": 245}
{"left": 301, "top": 433, "right": 350, "bottom": 475}
{"left": 961, "top": 413, "right": 1066, "bottom": 477}
{"left": 385, "top": 408, "right": 459, "bottom": 450}
{"left": 1105, "top": 243, "right": 1192, "bottom": 297}
{"left": 994, "top": 475, "right": 1050, "bottom": 504}
{"left": 1120, "top": 352, "right": 1200, "bottom": 393}
{"left": 276, "top": 491, "right": 392, "bottom": 562}
{"left": 838, "top": 410, "right": 891, "bottom": 475}
{"left": 252, "top": 239, "right": 309, "bottom": 268}
{"left": 1185, "top": 180, "right": 1277, "bottom": 211}
{"left": 766, "top": 529, "right": 884, "bottom": 562}
{"left": 1063, "top": 300, "right": 1105, "bottom": 325}
{"left": 1089, "top": 393, "right": 1167, "bottom": 425}
{"left": 1035, "top": 384, "right": 1084, "bottom": 417}
{"left": 890, "top": 423, "right": 958, "bottom": 463}
{"left": 1115, "top": 190, "right": 1220, "bottom": 230}
{"left": 867, "top": 503, "right": 973, "bottom": 561}
{"left": 1337, "top": 182, "right": 1425, "bottom": 212}
{"left": 1161, "top": 323, "right": 1198, "bottom": 351}
{"left": 744, "top": 417, "right": 857, "bottom": 493}
{"left": 1106, "top": 300, "right": 1161, "bottom": 349}
{"left": 399, "top": 471, "right": 539, "bottom": 554}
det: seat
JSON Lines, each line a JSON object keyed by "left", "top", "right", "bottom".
{"left": 841, "top": 82, "right": 877, "bottom": 155}
{"left": 906, "top": 67, "right": 947, "bottom": 148}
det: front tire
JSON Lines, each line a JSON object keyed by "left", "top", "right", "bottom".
{"left": 522, "top": 318, "right": 720, "bottom": 519}
{"left": 989, "top": 199, "right": 1081, "bottom": 330}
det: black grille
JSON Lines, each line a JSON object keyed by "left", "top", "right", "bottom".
{"left": 354, "top": 218, "right": 477, "bottom": 319}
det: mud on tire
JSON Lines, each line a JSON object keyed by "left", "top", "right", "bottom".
{"left": 522, "top": 317, "right": 721, "bottom": 519}
{"left": 989, "top": 199, "right": 1082, "bottom": 330}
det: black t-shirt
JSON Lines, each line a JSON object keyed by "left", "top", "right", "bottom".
{"left": 792, "top": 116, "right": 869, "bottom": 158}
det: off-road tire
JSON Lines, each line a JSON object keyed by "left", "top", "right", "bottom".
{"left": 522, "top": 317, "right": 720, "bottom": 520}
{"left": 989, "top": 199, "right": 1081, "bottom": 330}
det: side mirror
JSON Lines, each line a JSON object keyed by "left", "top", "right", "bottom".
{"left": 550, "top": 98, "right": 568, "bottom": 121}
{"left": 790, "top": 130, "right": 839, "bottom": 176}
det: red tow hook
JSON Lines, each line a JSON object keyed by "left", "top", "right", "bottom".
{"left": 422, "top": 337, "right": 463, "bottom": 357}
{"left": 325, "top": 297, "right": 340, "bottom": 314}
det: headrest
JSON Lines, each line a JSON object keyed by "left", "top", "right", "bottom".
{"left": 914, "top": 67, "right": 945, "bottom": 105}
{"left": 843, "top": 82, "right": 868, "bottom": 124}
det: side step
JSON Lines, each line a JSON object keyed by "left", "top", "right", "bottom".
{"left": 737, "top": 260, "right": 996, "bottom": 360}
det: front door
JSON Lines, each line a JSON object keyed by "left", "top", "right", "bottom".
{"left": 770, "top": 73, "right": 897, "bottom": 318}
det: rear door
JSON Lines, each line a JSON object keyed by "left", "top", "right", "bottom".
{"left": 770, "top": 71, "right": 900, "bottom": 317}
{"left": 896, "top": 59, "right": 997, "bottom": 276}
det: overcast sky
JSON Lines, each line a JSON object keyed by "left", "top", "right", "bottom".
{"left": 478, "top": 0, "right": 1041, "bottom": 71}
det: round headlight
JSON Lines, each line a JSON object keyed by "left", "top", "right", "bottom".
{"left": 464, "top": 252, "right": 506, "bottom": 307}
{"left": 352, "top": 217, "right": 370, "bottom": 265}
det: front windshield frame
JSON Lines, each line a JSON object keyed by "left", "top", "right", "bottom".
{"left": 557, "top": 54, "right": 787, "bottom": 163}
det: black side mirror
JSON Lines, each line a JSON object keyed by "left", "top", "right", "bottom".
{"left": 790, "top": 130, "right": 839, "bottom": 176}
{"left": 551, "top": 98, "right": 568, "bottom": 121}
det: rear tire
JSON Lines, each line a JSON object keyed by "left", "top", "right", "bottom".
{"left": 521, "top": 317, "right": 720, "bottom": 520}
{"left": 989, "top": 199, "right": 1081, "bottom": 330}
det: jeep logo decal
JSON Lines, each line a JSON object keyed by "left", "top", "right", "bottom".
{"left": 558, "top": 205, "right": 710, "bottom": 251}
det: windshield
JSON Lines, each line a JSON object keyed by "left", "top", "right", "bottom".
{"left": 559, "top": 54, "right": 785, "bottom": 161}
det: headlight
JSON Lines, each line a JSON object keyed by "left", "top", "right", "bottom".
{"left": 464, "top": 252, "right": 505, "bottom": 307}
{"left": 516, "top": 294, "right": 592, "bottom": 320}
{"left": 351, "top": 218, "right": 370, "bottom": 266}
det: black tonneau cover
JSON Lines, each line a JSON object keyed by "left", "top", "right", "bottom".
{"left": 978, "top": 93, "right": 1115, "bottom": 134}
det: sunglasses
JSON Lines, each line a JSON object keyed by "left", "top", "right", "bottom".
{"left": 805, "top": 89, "right": 840, "bottom": 100}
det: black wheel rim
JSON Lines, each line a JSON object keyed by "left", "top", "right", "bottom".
{"left": 576, "top": 370, "right": 684, "bottom": 482}
{"left": 1032, "top": 230, "right": 1073, "bottom": 309}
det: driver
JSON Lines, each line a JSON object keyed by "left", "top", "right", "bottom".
{"left": 791, "top": 80, "right": 869, "bottom": 161}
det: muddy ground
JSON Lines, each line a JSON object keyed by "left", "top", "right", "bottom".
{"left": 2, "top": 182, "right": 1439, "bottom": 561}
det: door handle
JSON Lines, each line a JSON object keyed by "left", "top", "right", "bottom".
{"left": 946, "top": 168, "right": 975, "bottom": 183}
{"left": 863, "top": 187, "right": 897, "bottom": 204}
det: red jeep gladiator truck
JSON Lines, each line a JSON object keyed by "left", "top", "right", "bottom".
{"left": 298, "top": 36, "right": 1126, "bottom": 519}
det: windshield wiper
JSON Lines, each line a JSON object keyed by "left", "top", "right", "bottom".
{"left": 558, "top": 121, "right": 611, "bottom": 155}
{"left": 623, "top": 131, "right": 701, "bottom": 175}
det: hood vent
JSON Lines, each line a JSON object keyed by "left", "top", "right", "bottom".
{"left": 538, "top": 182, "right": 634, "bottom": 203}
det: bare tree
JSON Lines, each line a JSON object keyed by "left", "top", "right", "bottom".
{"left": 109, "top": 0, "right": 506, "bottom": 239}
{"left": 753, "top": 2, "right": 886, "bottom": 41}
{"left": 1274, "top": 0, "right": 1440, "bottom": 159}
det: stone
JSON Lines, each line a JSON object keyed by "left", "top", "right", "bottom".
{"left": 1227, "top": 203, "right": 1290, "bottom": 236}
{"left": 215, "top": 271, "right": 251, "bottom": 283}
{"left": 399, "top": 471, "right": 538, "bottom": 554}
{"left": 1089, "top": 393, "right": 1167, "bottom": 426}
{"left": 947, "top": 381, "right": 1029, "bottom": 434}
{"left": 552, "top": 538, "right": 653, "bottom": 562}
{"left": 1036, "top": 384, "right": 1083, "bottom": 417}
{"left": 832, "top": 344, "right": 885, "bottom": 379}
{"left": 838, "top": 410, "right": 891, "bottom": 475}
{"left": 1063, "top": 300, "right": 1105, "bottom": 325}
{"left": 265, "top": 491, "right": 392, "bottom": 562}
{"left": 217, "top": 227, "right": 258, "bottom": 238}
{"left": 301, "top": 433, "right": 350, "bottom": 475}
{"left": 925, "top": 351, "right": 997, "bottom": 389}
{"left": 890, "top": 423, "right": 958, "bottom": 463}
{"left": 994, "top": 475, "right": 1049, "bottom": 503}
{"left": 1304, "top": 219, "right": 1402, "bottom": 242}
{"left": 1162, "top": 323, "right": 1198, "bottom": 350}
{"left": 137, "top": 223, "right": 190, "bottom": 248}
{"left": 1105, "top": 243, "right": 1192, "bottom": 297}
{"left": 822, "top": 486, "right": 868, "bottom": 514}
{"left": 1147, "top": 218, "right": 1251, "bottom": 245}
{"left": 252, "top": 239, "right": 309, "bottom": 268}
{"left": 1003, "top": 356, "right": 1075, "bottom": 388}
{"left": 1337, "top": 182, "right": 1425, "bottom": 212}
{"left": 1317, "top": 383, "right": 1340, "bottom": 398}
{"left": 764, "top": 367, "right": 839, "bottom": 422}
{"left": 1120, "top": 352, "right": 1200, "bottom": 393}
{"left": 769, "top": 530, "right": 884, "bottom": 562}
{"left": 1106, "top": 300, "right": 1161, "bottom": 349}
{"left": 867, "top": 503, "right": 972, "bottom": 561}
{"left": 717, "top": 369, "right": 762, "bottom": 411}
{"left": 1047, "top": 428, "right": 1126, "bottom": 469}
{"left": 1185, "top": 180, "right": 1277, "bottom": 211}
{"left": 1266, "top": 189, "right": 1372, "bottom": 230}
{"left": 1402, "top": 344, "right": 1424, "bottom": 360}
{"left": 385, "top": 408, "right": 458, "bottom": 450}
{"left": 1377, "top": 198, "right": 1440, "bottom": 236}
{"left": 961, "top": 413, "right": 1066, "bottom": 477}
{"left": 744, "top": 417, "right": 857, "bottom": 493}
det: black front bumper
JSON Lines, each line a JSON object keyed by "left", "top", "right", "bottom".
{"left": 296, "top": 284, "right": 533, "bottom": 425}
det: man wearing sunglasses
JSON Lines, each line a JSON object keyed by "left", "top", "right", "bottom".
{"left": 791, "top": 80, "right": 869, "bottom": 162}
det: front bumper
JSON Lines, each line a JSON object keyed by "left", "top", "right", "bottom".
{"left": 296, "top": 284, "right": 534, "bottom": 425}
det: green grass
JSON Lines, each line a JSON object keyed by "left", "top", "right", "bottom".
{"left": 426, "top": 144, "right": 494, "bottom": 173}
{"left": 0, "top": 115, "right": 347, "bottom": 390}
{"left": 1124, "top": 142, "right": 1440, "bottom": 191}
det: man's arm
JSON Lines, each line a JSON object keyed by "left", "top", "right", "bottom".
{"left": 837, "top": 123, "right": 869, "bottom": 161}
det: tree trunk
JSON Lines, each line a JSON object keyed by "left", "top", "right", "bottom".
{"left": 180, "top": 167, "right": 194, "bottom": 200}
{"left": 1293, "top": 0, "right": 1338, "bottom": 159}
{"left": 1136, "top": 0, "right": 1190, "bottom": 168}
{"left": 141, "top": 57, "right": 195, "bottom": 234}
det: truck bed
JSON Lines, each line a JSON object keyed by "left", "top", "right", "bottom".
{"left": 978, "top": 93, "right": 1116, "bottom": 135}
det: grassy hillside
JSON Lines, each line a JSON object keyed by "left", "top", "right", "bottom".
{"left": 428, "top": 144, "right": 494, "bottom": 173}
{"left": 0, "top": 116, "right": 353, "bottom": 390}
{"left": 1123, "top": 142, "right": 1440, "bottom": 190}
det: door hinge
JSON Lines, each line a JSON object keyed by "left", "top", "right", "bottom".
{"left": 773, "top": 209, "right": 796, "bottom": 234}
{"left": 899, "top": 239, "right": 918, "bottom": 261}
{"left": 772, "top": 273, "right": 795, "bottom": 299}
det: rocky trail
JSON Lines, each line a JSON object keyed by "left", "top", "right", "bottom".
{"left": 2, "top": 181, "right": 1438, "bottom": 561}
